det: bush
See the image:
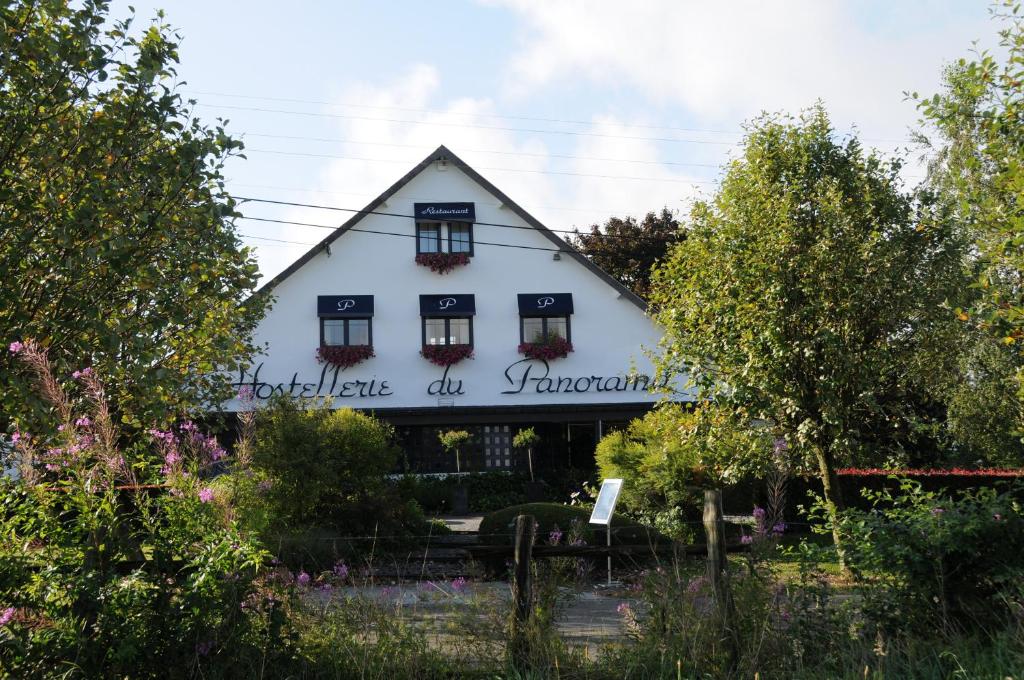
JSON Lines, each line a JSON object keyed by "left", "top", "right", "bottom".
{"left": 394, "top": 472, "right": 539, "bottom": 514}
{"left": 596, "top": 403, "right": 772, "bottom": 539}
{"left": 478, "top": 502, "right": 668, "bottom": 545}
{"left": 834, "top": 478, "right": 1024, "bottom": 633}
{"left": 244, "top": 397, "right": 428, "bottom": 541}
{"left": 0, "top": 341, "right": 294, "bottom": 677}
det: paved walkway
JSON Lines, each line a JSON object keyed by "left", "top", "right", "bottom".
{"left": 437, "top": 514, "right": 484, "bottom": 533}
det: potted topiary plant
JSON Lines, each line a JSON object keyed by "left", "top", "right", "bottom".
{"left": 439, "top": 429, "right": 472, "bottom": 513}
{"left": 513, "top": 426, "right": 545, "bottom": 502}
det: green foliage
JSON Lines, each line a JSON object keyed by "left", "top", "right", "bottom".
{"left": 478, "top": 502, "right": 667, "bottom": 545}
{"left": 650, "top": 105, "right": 969, "bottom": 551}
{"left": 832, "top": 479, "right": 1024, "bottom": 633}
{"left": 943, "top": 335, "right": 1024, "bottom": 467}
{"left": 571, "top": 208, "right": 682, "bottom": 299}
{"left": 0, "top": 341, "right": 293, "bottom": 677}
{"left": 596, "top": 403, "right": 772, "bottom": 538}
{"left": 511, "top": 426, "right": 539, "bottom": 450}
{"left": 395, "top": 472, "right": 537, "bottom": 514}
{"left": 918, "top": 4, "right": 1024, "bottom": 396}
{"left": 0, "top": 1, "right": 267, "bottom": 434}
{"left": 246, "top": 397, "right": 425, "bottom": 541}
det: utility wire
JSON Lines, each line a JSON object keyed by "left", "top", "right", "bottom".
{"left": 239, "top": 215, "right": 565, "bottom": 253}
{"left": 234, "top": 196, "right": 682, "bottom": 242}
{"left": 229, "top": 182, "right": 688, "bottom": 216}
{"left": 242, "top": 148, "right": 717, "bottom": 184}
{"left": 188, "top": 89, "right": 915, "bottom": 143}
{"left": 196, "top": 103, "right": 739, "bottom": 146}
{"left": 242, "top": 133, "right": 725, "bottom": 169}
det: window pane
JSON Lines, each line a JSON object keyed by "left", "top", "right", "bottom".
{"left": 323, "top": 319, "right": 345, "bottom": 346}
{"left": 450, "top": 318, "right": 471, "bottom": 345}
{"left": 348, "top": 319, "right": 370, "bottom": 346}
{"left": 547, "top": 317, "right": 568, "bottom": 340}
{"left": 450, "top": 223, "right": 471, "bottom": 253}
{"left": 418, "top": 224, "right": 440, "bottom": 253}
{"left": 424, "top": 318, "right": 446, "bottom": 345}
{"left": 522, "top": 317, "right": 545, "bottom": 343}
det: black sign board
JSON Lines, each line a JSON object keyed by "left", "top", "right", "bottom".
{"left": 414, "top": 202, "right": 475, "bottom": 222}
{"left": 317, "top": 295, "right": 374, "bottom": 317}
{"left": 419, "top": 294, "right": 476, "bottom": 317}
{"left": 517, "top": 293, "right": 574, "bottom": 316}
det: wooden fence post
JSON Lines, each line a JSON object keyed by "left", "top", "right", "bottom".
{"left": 703, "top": 489, "right": 739, "bottom": 670}
{"left": 510, "top": 514, "right": 536, "bottom": 664}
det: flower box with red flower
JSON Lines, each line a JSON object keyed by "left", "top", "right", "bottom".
{"left": 316, "top": 344, "right": 375, "bottom": 369}
{"left": 421, "top": 344, "right": 473, "bottom": 366}
{"left": 415, "top": 252, "right": 469, "bottom": 274}
{"left": 518, "top": 334, "right": 573, "bottom": 361}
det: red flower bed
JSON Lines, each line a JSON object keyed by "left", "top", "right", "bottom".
{"left": 518, "top": 335, "right": 573, "bottom": 361}
{"left": 415, "top": 252, "right": 469, "bottom": 274}
{"left": 421, "top": 344, "right": 473, "bottom": 366}
{"left": 316, "top": 344, "right": 375, "bottom": 369}
{"left": 838, "top": 468, "right": 1024, "bottom": 478}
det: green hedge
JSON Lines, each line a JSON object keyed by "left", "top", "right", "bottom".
{"left": 478, "top": 502, "right": 668, "bottom": 545}
{"left": 394, "top": 472, "right": 537, "bottom": 513}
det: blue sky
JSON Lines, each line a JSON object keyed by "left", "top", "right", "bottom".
{"left": 108, "top": 1, "right": 997, "bottom": 282}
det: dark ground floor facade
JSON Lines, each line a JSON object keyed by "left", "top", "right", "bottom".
{"left": 368, "top": 402, "right": 656, "bottom": 474}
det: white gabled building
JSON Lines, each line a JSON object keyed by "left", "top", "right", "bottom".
{"left": 228, "top": 146, "right": 689, "bottom": 472}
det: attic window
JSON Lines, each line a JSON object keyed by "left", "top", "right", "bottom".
{"left": 414, "top": 203, "right": 475, "bottom": 256}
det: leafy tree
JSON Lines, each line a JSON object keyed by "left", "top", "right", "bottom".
{"left": 595, "top": 403, "right": 771, "bottom": 539}
{"left": 571, "top": 208, "right": 681, "bottom": 299}
{"left": 0, "top": 1, "right": 266, "bottom": 433}
{"left": 917, "top": 3, "right": 1024, "bottom": 405}
{"left": 650, "top": 106, "right": 968, "bottom": 559}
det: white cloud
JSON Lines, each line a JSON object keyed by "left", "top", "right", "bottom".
{"left": 247, "top": 64, "right": 713, "bottom": 281}
{"left": 493, "top": 0, "right": 990, "bottom": 139}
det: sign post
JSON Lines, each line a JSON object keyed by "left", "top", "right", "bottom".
{"left": 588, "top": 478, "right": 623, "bottom": 586}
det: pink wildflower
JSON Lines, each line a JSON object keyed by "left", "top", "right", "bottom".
{"left": 451, "top": 577, "right": 467, "bottom": 593}
{"left": 297, "top": 571, "right": 310, "bottom": 587}
{"left": 741, "top": 535, "right": 753, "bottom": 545}
{"left": 75, "top": 417, "right": 91, "bottom": 428}
{"left": 198, "top": 487, "right": 214, "bottom": 503}
{"left": 333, "top": 561, "right": 349, "bottom": 580}
{"left": 0, "top": 608, "right": 14, "bottom": 626}
{"left": 8, "top": 341, "right": 23, "bottom": 354}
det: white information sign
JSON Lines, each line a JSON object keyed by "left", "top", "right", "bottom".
{"left": 589, "top": 478, "right": 623, "bottom": 526}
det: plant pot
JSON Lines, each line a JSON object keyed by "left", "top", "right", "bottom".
{"left": 451, "top": 485, "right": 469, "bottom": 514}
{"left": 525, "top": 481, "right": 546, "bottom": 503}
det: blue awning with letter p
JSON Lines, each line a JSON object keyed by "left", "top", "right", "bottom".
{"left": 517, "top": 293, "right": 573, "bottom": 316}
{"left": 318, "top": 295, "right": 374, "bottom": 317}
{"left": 420, "top": 294, "right": 476, "bottom": 317}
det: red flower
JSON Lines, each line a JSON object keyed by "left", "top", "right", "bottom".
{"left": 415, "top": 252, "right": 470, "bottom": 274}
{"left": 421, "top": 344, "right": 473, "bottom": 366}
{"left": 518, "top": 335, "right": 573, "bottom": 361}
{"left": 316, "top": 344, "right": 375, "bottom": 369}
{"left": 837, "top": 467, "right": 1024, "bottom": 478}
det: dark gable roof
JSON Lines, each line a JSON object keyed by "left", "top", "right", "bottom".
{"left": 252, "top": 145, "right": 647, "bottom": 311}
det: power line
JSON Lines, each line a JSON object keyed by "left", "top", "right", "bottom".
{"left": 239, "top": 233, "right": 316, "bottom": 246}
{"left": 234, "top": 196, "right": 680, "bottom": 242}
{"left": 239, "top": 216, "right": 565, "bottom": 253}
{"left": 228, "top": 182, "right": 689, "bottom": 216}
{"left": 241, "top": 148, "right": 717, "bottom": 184}
{"left": 188, "top": 90, "right": 741, "bottom": 136}
{"left": 188, "top": 90, "right": 915, "bottom": 143}
{"left": 196, "top": 103, "right": 740, "bottom": 146}
{"left": 242, "top": 132, "right": 725, "bottom": 169}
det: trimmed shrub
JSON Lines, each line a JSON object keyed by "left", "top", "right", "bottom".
{"left": 478, "top": 502, "right": 668, "bottom": 545}
{"left": 833, "top": 478, "right": 1024, "bottom": 632}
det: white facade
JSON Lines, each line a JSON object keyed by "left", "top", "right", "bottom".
{"left": 227, "top": 147, "right": 687, "bottom": 439}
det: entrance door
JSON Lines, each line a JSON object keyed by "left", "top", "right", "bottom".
{"left": 566, "top": 422, "right": 598, "bottom": 472}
